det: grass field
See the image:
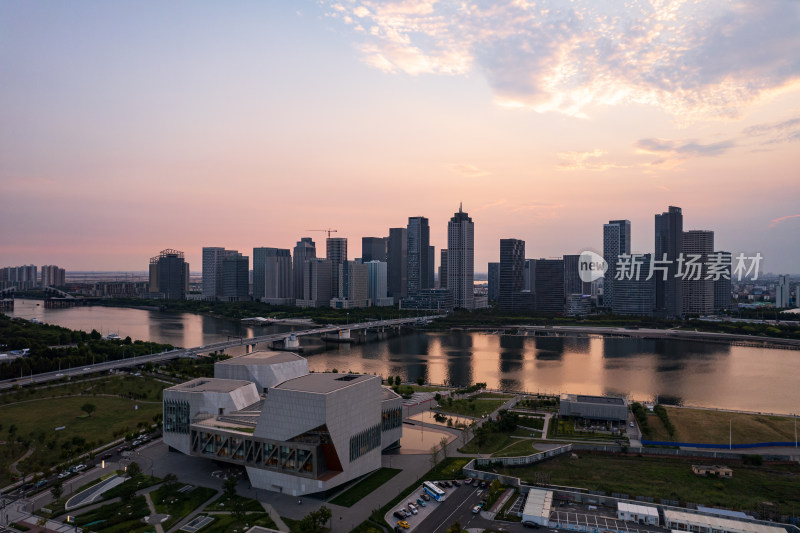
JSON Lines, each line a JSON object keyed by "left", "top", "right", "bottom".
{"left": 330, "top": 468, "right": 401, "bottom": 507}
{"left": 205, "top": 494, "right": 264, "bottom": 512}
{"left": 495, "top": 453, "right": 800, "bottom": 514}
{"left": 646, "top": 407, "right": 799, "bottom": 444}
{"left": 491, "top": 439, "right": 541, "bottom": 458}
{"left": 1, "top": 396, "right": 161, "bottom": 486}
{"left": 152, "top": 484, "right": 218, "bottom": 530}
{"left": 459, "top": 432, "right": 517, "bottom": 454}
{"left": 435, "top": 398, "right": 505, "bottom": 417}
{"left": 0, "top": 375, "right": 171, "bottom": 406}
{"left": 203, "top": 513, "right": 277, "bottom": 533}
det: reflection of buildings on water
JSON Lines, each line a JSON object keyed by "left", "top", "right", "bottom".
{"left": 533, "top": 337, "right": 566, "bottom": 360}
{"left": 498, "top": 335, "right": 524, "bottom": 390}
{"left": 441, "top": 332, "right": 474, "bottom": 387}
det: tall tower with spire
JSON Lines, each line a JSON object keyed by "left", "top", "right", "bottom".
{"left": 447, "top": 204, "right": 474, "bottom": 309}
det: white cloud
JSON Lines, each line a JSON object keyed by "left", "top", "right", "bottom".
{"left": 325, "top": 0, "right": 800, "bottom": 119}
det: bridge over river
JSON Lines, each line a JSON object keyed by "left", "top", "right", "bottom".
{"left": 0, "top": 315, "right": 443, "bottom": 390}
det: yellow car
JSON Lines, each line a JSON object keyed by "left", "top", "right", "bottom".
{"left": 397, "top": 521, "right": 410, "bottom": 529}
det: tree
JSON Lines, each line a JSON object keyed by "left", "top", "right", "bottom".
{"left": 387, "top": 376, "right": 394, "bottom": 386}
{"left": 395, "top": 375, "right": 402, "bottom": 385}
{"left": 163, "top": 473, "right": 178, "bottom": 489}
{"left": 446, "top": 522, "right": 464, "bottom": 533}
{"left": 126, "top": 462, "right": 141, "bottom": 478}
{"left": 295, "top": 506, "right": 332, "bottom": 533}
{"left": 223, "top": 475, "right": 238, "bottom": 498}
{"left": 81, "top": 403, "right": 96, "bottom": 416}
{"left": 440, "top": 436, "right": 449, "bottom": 460}
{"left": 51, "top": 479, "right": 63, "bottom": 500}
{"left": 430, "top": 444, "right": 440, "bottom": 468}
{"left": 416, "top": 376, "right": 424, "bottom": 386}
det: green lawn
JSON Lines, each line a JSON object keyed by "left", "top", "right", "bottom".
{"left": 205, "top": 493, "right": 264, "bottom": 512}
{"left": 435, "top": 398, "right": 505, "bottom": 417}
{"left": 73, "top": 495, "right": 150, "bottom": 533}
{"left": 424, "top": 457, "right": 471, "bottom": 480}
{"left": 152, "top": 484, "right": 218, "bottom": 530}
{"left": 495, "top": 453, "right": 800, "bottom": 514}
{"left": 1, "top": 396, "right": 161, "bottom": 486}
{"left": 491, "top": 439, "right": 541, "bottom": 458}
{"left": 330, "top": 468, "right": 402, "bottom": 507}
{"left": 201, "top": 513, "right": 277, "bottom": 533}
{"left": 0, "top": 374, "right": 170, "bottom": 406}
{"left": 473, "top": 392, "right": 514, "bottom": 399}
{"left": 653, "top": 407, "right": 798, "bottom": 444}
{"left": 459, "top": 432, "right": 517, "bottom": 454}
{"left": 409, "top": 385, "right": 449, "bottom": 392}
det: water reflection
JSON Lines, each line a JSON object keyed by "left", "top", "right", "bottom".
{"left": 10, "top": 300, "right": 800, "bottom": 413}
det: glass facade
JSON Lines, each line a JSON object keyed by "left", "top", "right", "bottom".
{"left": 349, "top": 423, "right": 381, "bottom": 462}
{"left": 163, "top": 399, "right": 190, "bottom": 434}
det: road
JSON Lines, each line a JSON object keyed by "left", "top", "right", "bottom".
{"left": 0, "top": 315, "right": 443, "bottom": 390}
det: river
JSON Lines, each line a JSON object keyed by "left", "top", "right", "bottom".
{"left": 9, "top": 299, "right": 800, "bottom": 414}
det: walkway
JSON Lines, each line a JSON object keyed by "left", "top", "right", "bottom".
{"left": 144, "top": 492, "right": 166, "bottom": 533}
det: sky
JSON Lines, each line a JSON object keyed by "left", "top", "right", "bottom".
{"left": 1, "top": 0, "right": 799, "bottom": 274}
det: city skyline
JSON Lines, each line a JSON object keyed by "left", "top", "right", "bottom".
{"left": 1, "top": 2, "right": 799, "bottom": 272}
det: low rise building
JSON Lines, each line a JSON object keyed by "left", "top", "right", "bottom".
{"left": 559, "top": 394, "right": 629, "bottom": 422}
{"left": 617, "top": 502, "right": 659, "bottom": 525}
{"left": 663, "top": 509, "right": 785, "bottom": 533}
{"left": 520, "top": 488, "right": 553, "bottom": 526}
{"left": 692, "top": 464, "right": 732, "bottom": 478}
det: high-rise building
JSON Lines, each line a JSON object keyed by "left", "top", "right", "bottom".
{"left": 151, "top": 249, "right": 187, "bottom": 300}
{"left": 297, "top": 259, "right": 333, "bottom": 308}
{"left": 488, "top": 262, "right": 499, "bottom": 302}
{"left": 387, "top": 228, "right": 407, "bottom": 299}
{"left": 776, "top": 274, "right": 791, "bottom": 308}
{"left": 428, "top": 246, "right": 436, "bottom": 289}
{"left": 524, "top": 259, "right": 536, "bottom": 292}
{"left": 407, "top": 217, "right": 431, "bottom": 298}
{"left": 534, "top": 259, "right": 565, "bottom": 314}
{"left": 713, "top": 251, "right": 732, "bottom": 311}
{"left": 40, "top": 265, "right": 65, "bottom": 287}
{"left": 563, "top": 254, "right": 590, "bottom": 297}
{"left": 499, "top": 239, "right": 525, "bottom": 311}
{"left": 439, "top": 250, "right": 448, "bottom": 289}
{"left": 612, "top": 254, "right": 655, "bottom": 316}
{"left": 447, "top": 205, "right": 474, "bottom": 309}
{"left": 203, "top": 247, "right": 241, "bottom": 301}
{"left": 333, "top": 261, "right": 369, "bottom": 308}
{"left": 361, "top": 237, "right": 388, "bottom": 263}
{"left": 253, "top": 248, "right": 293, "bottom": 304}
{"left": 682, "top": 230, "right": 714, "bottom": 315}
{"left": 1, "top": 265, "right": 38, "bottom": 290}
{"left": 327, "top": 238, "right": 348, "bottom": 298}
{"left": 655, "top": 206, "right": 683, "bottom": 317}
{"left": 603, "top": 220, "right": 630, "bottom": 310}
{"left": 366, "top": 261, "right": 393, "bottom": 306}
{"left": 293, "top": 238, "right": 316, "bottom": 302}
{"left": 222, "top": 253, "right": 249, "bottom": 302}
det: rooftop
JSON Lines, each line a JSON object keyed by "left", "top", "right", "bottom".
{"left": 382, "top": 387, "right": 401, "bottom": 401}
{"left": 664, "top": 509, "right": 785, "bottom": 533}
{"left": 169, "top": 378, "right": 254, "bottom": 394}
{"left": 274, "top": 373, "right": 375, "bottom": 394}
{"left": 575, "top": 395, "right": 626, "bottom": 405}
{"left": 216, "top": 350, "right": 304, "bottom": 366}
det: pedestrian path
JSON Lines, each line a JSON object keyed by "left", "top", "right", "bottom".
{"left": 144, "top": 491, "right": 166, "bottom": 533}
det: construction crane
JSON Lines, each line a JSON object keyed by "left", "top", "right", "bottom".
{"left": 306, "top": 228, "right": 339, "bottom": 239}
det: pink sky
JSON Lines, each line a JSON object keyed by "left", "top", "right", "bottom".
{"left": 1, "top": 1, "right": 799, "bottom": 273}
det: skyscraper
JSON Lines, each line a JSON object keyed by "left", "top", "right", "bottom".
{"left": 327, "top": 237, "right": 348, "bottom": 298}
{"left": 222, "top": 252, "right": 249, "bottom": 302}
{"left": 428, "top": 245, "right": 436, "bottom": 289}
{"left": 439, "top": 249, "right": 448, "bottom": 289}
{"left": 603, "top": 220, "right": 630, "bottom": 310}
{"left": 612, "top": 254, "right": 655, "bottom": 316}
{"left": 253, "top": 248, "right": 293, "bottom": 304}
{"left": 713, "top": 251, "right": 732, "bottom": 311}
{"left": 366, "top": 260, "right": 392, "bottom": 306}
{"left": 524, "top": 259, "right": 536, "bottom": 292}
{"left": 203, "top": 247, "right": 240, "bottom": 301}
{"left": 499, "top": 239, "right": 525, "bottom": 311}
{"left": 776, "top": 274, "right": 791, "bottom": 308}
{"left": 682, "top": 230, "right": 714, "bottom": 315}
{"left": 563, "top": 254, "right": 590, "bottom": 297}
{"left": 655, "top": 206, "right": 683, "bottom": 317}
{"left": 361, "top": 237, "right": 388, "bottom": 263}
{"left": 296, "top": 259, "right": 333, "bottom": 308}
{"left": 488, "top": 262, "right": 500, "bottom": 303}
{"left": 151, "top": 249, "right": 187, "bottom": 300}
{"left": 293, "top": 238, "right": 316, "bottom": 302}
{"left": 387, "top": 227, "right": 407, "bottom": 299}
{"left": 534, "top": 259, "right": 565, "bottom": 314}
{"left": 407, "top": 217, "right": 430, "bottom": 298}
{"left": 447, "top": 205, "right": 474, "bottom": 309}
{"left": 40, "top": 265, "right": 65, "bottom": 287}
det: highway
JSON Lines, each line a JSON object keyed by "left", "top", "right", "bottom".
{"left": 0, "top": 315, "right": 443, "bottom": 390}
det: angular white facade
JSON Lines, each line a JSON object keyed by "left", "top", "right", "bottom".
{"left": 162, "top": 351, "right": 402, "bottom": 496}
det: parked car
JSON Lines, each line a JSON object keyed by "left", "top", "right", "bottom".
{"left": 397, "top": 521, "right": 410, "bottom": 529}
{"left": 420, "top": 493, "right": 430, "bottom": 501}
{"left": 416, "top": 498, "right": 426, "bottom": 507}
{"left": 472, "top": 505, "right": 482, "bottom": 514}
{"left": 393, "top": 511, "right": 406, "bottom": 520}
{"left": 523, "top": 521, "right": 541, "bottom": 529}
{"left": 408, "top": 504, "right": 418, "bottom": 515}
{"left": 452, "top": 480, "right": 461, "bottom": 487}
{"left": 442, "top": 480, "right": 451, "bottom": 488}
{"left": 464, "top": 477, "right": 473, "bottom": 484}
{"left": 479, "top": 481, "right": 488, "bottom": 489}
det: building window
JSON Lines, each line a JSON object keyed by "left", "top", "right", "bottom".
{"left": 382, "top": 407, "right": 402, "bottom": 431}
{"left": 164, "top": 399, "right": 190, "bottom": 434}
{"left": 349, "top": 423, "right": 381, "bottom": 462}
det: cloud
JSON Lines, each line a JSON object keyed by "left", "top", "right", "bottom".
{"left": 510, "top": 202, "right": 564, "bottom": 212}
{"left": 325, "top": 0, "right": 800, "bottom": 119}
{"left": 742, "top": 116, "right": 800, "bottom": 145}
{"left": 446, "top": 163, "right": 490, "bottom": 178}
{"left": 557, "top": 149, "right": 628, "bottom": 171}
{"left": 769, "top": 214, "right": 800, "bottom": 228}
{"left": 635, "top": 138, "right": 736, "bottom": 158}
